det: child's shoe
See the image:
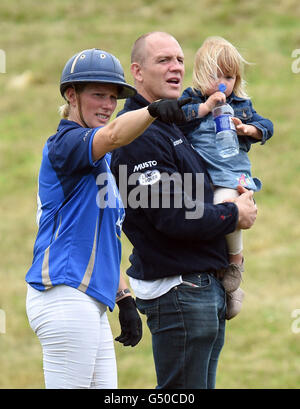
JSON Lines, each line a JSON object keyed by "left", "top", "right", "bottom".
{"left": 225, "top": 287, "right": 245, "bottom": 320}
{"left": 221, "top": 262, "right": 244, "bottom": 293}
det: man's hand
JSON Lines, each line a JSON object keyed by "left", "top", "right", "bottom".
{"left": 235, "top": 185, "right": 257, "bottom": 229}
{"left": 225, "top": 185, "right": 257, "bottom": 229}
{"left": 115, "top": 296, "right": 142, "bottom": 347}
{"left": 147, "top": 97, "right": 191, "bottom": 124}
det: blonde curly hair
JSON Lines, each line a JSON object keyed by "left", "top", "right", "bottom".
{"left": 192, "top": 36, "right": 250, "bottom": 98}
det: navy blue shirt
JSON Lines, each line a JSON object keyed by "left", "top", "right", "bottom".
{"left": 110, "top": 94, "right": 239, "bottom": 280}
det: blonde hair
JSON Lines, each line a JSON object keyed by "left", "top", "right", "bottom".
{"left": 58, "top": 83, "right": 87, "bottom": 119}
{"left": 59, "top": 103, "right": 70, "bottom": 118}
{"left": 192, "top": 36, "right": 250, "bottom": 98}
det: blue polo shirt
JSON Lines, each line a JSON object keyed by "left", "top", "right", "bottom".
{"left": 26, "top": 119, "right": 124, "bottom": 310}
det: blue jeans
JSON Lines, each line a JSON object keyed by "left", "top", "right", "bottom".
{"left": 136, "top": 273, "right": 226, "bottom": 389}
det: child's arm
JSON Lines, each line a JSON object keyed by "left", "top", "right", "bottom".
{"left": 233, "top": 100, "right": 273, "bottom": 144}
{"left": 232, "top": 117, "right": 263, "bottom": 140}
{"left": 198, "top": 91, "right": 226, "bottom": 117}
{"left": 180, "top": 90, "right": 226, "bottom": 121}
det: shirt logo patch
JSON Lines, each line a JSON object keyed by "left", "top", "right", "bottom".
{"left": 138, "top": 170, "right": 161, "bottom": 186}
{"left": 173, "top": 138, "right": 183, "bottom": 146}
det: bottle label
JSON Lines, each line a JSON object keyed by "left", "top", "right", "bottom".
{"left": 214, "top": 114, "right": 236, "bottom": 133}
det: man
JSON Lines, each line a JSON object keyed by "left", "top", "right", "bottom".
{"left": 110, "top": 32, "right": 257, "bottom": 389}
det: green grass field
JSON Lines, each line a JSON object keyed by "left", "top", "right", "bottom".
{"left": 0, "top": 0, "right": 299, "bottom": 389}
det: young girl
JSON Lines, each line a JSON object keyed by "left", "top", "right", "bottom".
{"left": 180, "top": 36, "right": 273, "bottom": 319}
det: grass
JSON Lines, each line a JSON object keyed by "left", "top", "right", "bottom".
{"left": 0, "top": 0, "right": 300, "bottom": 389}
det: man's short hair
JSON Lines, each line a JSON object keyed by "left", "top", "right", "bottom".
{"left": 131, "top": 31, "right": 177, "bottom": 65}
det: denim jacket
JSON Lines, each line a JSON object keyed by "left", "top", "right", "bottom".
{"left": 179, "top": 87, "right": 274, "bottom": 191}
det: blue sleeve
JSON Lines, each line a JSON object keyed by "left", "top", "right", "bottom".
{"left": 178, "top": 88, "right": 205, "bottom": 139}
{"left": 236, "top": 100, "right": 274, "bottom": 146}
{"left": 247, "top": 100, "right": 274, "bottom": 145}
{"left": 179, "top": 89, "right": 200, "bottom": 122}
{"left": 47, "top": 126, "right": 102, "bottom": 175}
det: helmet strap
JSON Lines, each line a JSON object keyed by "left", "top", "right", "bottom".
{"left": 73, "top": 84, "right": 90, "bottom": 128}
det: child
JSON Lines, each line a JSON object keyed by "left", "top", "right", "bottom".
{"left": 180, "top": 36, "right": 273, "bottom": 319}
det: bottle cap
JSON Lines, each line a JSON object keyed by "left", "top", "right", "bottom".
{"left": 218, "top": 83, "right": 227, "bottom": 93}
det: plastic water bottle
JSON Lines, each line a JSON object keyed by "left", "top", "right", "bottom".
{"left": 212, "top": 84, "right": 239, "bottom": 158}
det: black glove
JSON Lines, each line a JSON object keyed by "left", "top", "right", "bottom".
{"left": 147, "top": 97, "right": 192, "bottom": 125}
{"left": 115, "top": 297, "right": 142, "bottom": 347}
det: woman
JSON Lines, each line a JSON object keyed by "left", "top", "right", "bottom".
{"left": 25, "top": 48, "right": 188, "bottom": 389}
